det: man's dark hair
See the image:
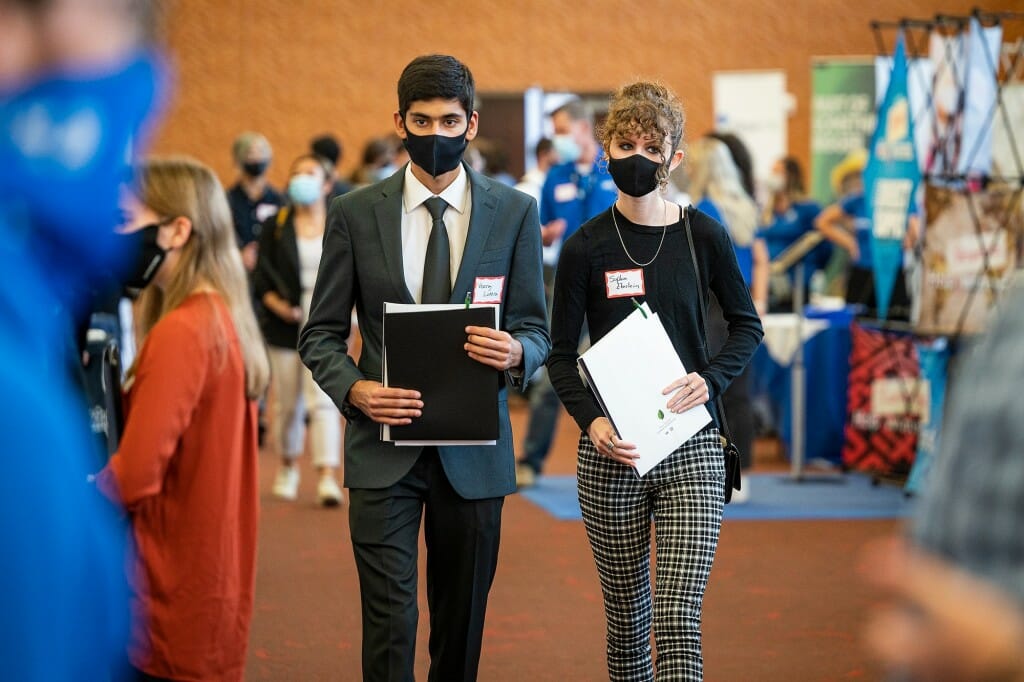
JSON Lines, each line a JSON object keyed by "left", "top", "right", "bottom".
{"left": 311, "top": 134, "right": 341, "bottom": 165}
{"left": 397, "top": 55, "right": 475, "bottom": 119}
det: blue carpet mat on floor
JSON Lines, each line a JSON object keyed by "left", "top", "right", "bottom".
{"left": 519, "top": 473, "right": 915, "bottom": 521}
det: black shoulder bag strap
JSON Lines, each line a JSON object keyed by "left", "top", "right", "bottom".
{"left": 682, "top": 206, "right": 741, "bottom": 500}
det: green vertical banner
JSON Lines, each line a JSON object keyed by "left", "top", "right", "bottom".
{"left": 810, "top": 59, "right": 876, "bottom": 204}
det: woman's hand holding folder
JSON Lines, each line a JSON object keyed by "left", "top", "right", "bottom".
{"left": 587, "top": 417, "right": 640, "bottom": 466}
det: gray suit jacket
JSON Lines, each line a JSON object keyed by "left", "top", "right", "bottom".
{"left": 299, "top": 164, "right": 550, "bottom": 499}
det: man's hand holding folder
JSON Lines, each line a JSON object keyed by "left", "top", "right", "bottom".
{"left": 347, "top": 381, "right": 424, "bottom": 426}
{"left": 464, "top": 325, "right": 523, "bottom": 372}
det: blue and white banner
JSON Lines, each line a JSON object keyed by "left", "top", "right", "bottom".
{"left": 865, "top": 33, "right": 921, "bottom": 320}
{"left": 905, "top": 339, "right": 949, "bottom": 495}
{"left": 874, "top": 56, "right": 934, "bottom": 174}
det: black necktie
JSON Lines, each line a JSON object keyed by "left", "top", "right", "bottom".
{"left": 421, "top": 196, "right": 451, "bottom": 304}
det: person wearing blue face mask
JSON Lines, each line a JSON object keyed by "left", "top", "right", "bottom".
{"left": 253, "top": 154, "right": 344, "bottom": 507}
{"left": 516, "top": 97, "right": 619, "bottom": 489}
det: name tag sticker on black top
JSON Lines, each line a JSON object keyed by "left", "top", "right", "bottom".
{"left": 473, "top": 276, "right": 505, "bottom": 304}
{"left": 554, "top": 183, "right": 578, "bottom": 202}
{"left": 605, "top": 269, "right": 645, "bottom": 298}
{"left": 255, "top": 202, "right": 278, "bottom": 222}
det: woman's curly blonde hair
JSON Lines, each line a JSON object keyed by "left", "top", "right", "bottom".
{"left": 599, "top": 81, "right": 685, "bottom": 190}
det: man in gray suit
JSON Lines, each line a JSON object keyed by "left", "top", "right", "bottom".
{"left": 299, "top": 55, "right": 549, "bottom": 682}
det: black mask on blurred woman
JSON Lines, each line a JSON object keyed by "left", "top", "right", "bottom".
{"left": 403, "top": 129, "right": 468, "bottom": 177}
{"left": 607, "top": 154, "right": 663, "bottom": 197}
{"left": 120, "top": 224, "right": 167, "bottom": 296}
{"left": 243, "top": 159, "right": 269, "bottom": 177}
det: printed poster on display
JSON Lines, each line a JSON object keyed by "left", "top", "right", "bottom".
{"left": 924, "top": 29, "right": 967, "bottom": 177}
{"left": 842, "top": 323, "right": 926, "bottom": 478}
{"left": 914, "top": 183, "right": 1023, "bottom": 336}
{"left": 992, "top": 83, "right": 1024, "bottom": 180}
{"left": 810, "top": 58, "right": 876, "bottom": 204}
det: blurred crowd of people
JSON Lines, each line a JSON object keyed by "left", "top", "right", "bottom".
{"left": 2, "top": 2, "right": 1021, "bottom": 681}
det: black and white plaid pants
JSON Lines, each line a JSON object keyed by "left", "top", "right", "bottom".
{"left": 577, "top": 428, "right": 725, "bottom": 682}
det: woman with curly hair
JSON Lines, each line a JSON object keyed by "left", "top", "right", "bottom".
{"left": 548, "top": 81, "right": 763, "bottom": 681}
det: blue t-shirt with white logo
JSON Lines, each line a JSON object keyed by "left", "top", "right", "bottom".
{"left": 840, "top": 193, "right": 872, "bottom": 268}
{"left": 539, "top": 159, "right": 618, "bottom": 245}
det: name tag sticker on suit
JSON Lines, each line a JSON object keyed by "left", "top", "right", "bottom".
{"left": 473, "top": 276, "right": 505, "bottom": 304}
{"left": 554, "top": 183, "right": 578, "bottom": 202}
{"left": 605, "top": 269, "right": 645, "bottom": 298}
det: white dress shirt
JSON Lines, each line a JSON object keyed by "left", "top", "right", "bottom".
{"left": 401, "top": 163, "right": 472, "bottom": 303}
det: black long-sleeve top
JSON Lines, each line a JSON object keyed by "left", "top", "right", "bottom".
{"left": 548, "top": 204, "right": 764, "bottom": 432}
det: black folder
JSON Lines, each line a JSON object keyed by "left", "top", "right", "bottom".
{"left": 384, "top": 306, "right": 499, "bottom": 442}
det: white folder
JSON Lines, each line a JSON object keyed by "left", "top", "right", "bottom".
{"left": 577, "top": 305, "right": 711, "bottom": 477}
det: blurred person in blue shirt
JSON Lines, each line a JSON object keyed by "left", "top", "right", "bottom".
{"left": 815, "top": 148, "right": 912, "bottom": 320}
{"left": 757, "top": 156, "right": 830, "bottom": 311}
{"left": 516, "top": 99, "right": 617, "bottom": 487}
{"left": 0, "top": 1, "right": 165, "bottom": 679}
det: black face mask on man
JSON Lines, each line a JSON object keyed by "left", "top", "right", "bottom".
{"left": 607, "top": 154, "right": 664, "bottom": 197}
{"left": 120, "top": 223, "right": 167, "bottom": 297}
{"left": 402, "top": 128, "right": 468, "bottom": 177}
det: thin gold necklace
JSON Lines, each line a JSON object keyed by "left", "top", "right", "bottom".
{"left": 611, "top": 199, "right": 669, "bottom": 268}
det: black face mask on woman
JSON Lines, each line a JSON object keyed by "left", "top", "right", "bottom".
{"left": 402, "top": 128, "right": 468, "bottom": 177}
{"left": 120, "top": 223, "right": 167, "bottom": 296}
{"left": 607, "top": 154, "right": 664, "bottom": 197}
{"left": 242, "top": 159, "right": 269, "bottom": 178}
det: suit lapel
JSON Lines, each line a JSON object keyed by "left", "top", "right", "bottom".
{"left": 452, "top": 166, "right": 498, "bottom": 303}
{"left": 373, "top": 171, "right": 414, "bottom": 303}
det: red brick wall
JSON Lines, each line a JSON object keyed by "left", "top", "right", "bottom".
{"left": 151, "top": 0, "right": 1022, "bottom": 188}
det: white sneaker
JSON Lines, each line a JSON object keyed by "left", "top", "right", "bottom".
{"left": 515, "top": 462, "right": 536, "bottom": 489}
{"left": 272, "top": 465, "right": 300, "bottom": 501}
{"left": 317, "top": 475, "right": 343, "bottom": 507}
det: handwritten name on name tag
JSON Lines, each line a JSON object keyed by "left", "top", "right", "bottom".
{"left": 605, "top": 269, "right": 645, "bottom": 298}
{"left": 473, "top": 276, "right": 505, "bottom": 304}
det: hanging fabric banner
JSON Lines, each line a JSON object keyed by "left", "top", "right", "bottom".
{"left": 905, "top": 339, "right": 950, "bottom": 495}
{"left": 874, "top": 55, "right": 934, "bottom": 174}
{"left": 865, "top": 33, "right": 921, "bottom": 320}
{"left": 957, "top": 17, "right": 1003, "bottom": 178}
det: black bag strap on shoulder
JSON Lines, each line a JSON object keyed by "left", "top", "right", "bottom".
{"left": 683, "top": 206, "right": 742, "bottom": 500}
{"left": 681, "top": 206, "right": 732, "bottom": 440}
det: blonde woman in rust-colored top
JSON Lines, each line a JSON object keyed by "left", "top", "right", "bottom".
{"left": 97, "top": 157, "right": 269, "bottom": 682}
